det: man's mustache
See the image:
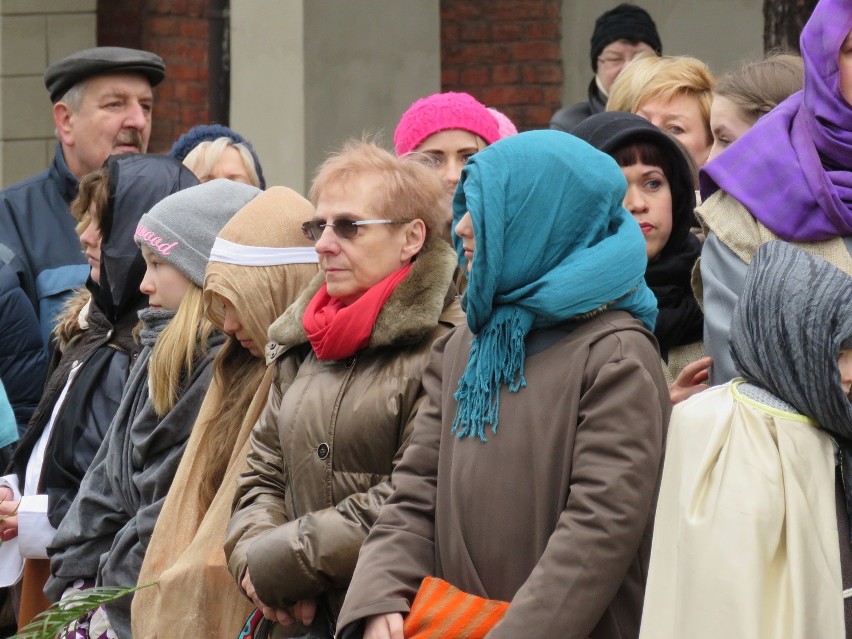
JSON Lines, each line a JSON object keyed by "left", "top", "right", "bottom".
{"left": 114, "top": 130, "right": 143, "bottom": 150}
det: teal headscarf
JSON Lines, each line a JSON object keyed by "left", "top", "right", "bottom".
{"left": 451, "top": 129, "right": 657, "bottom": 441}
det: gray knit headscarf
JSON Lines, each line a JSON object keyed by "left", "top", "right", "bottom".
{"left": 730, "top": 241, "right": 852, "bottom": 436}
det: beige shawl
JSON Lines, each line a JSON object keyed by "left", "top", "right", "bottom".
{"left": 640, "top": 381, "right": 844, "bottom": 639}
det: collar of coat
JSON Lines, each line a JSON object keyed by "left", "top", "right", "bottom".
{"left": 265, "top": 238, "right": 458, "bottom": 364}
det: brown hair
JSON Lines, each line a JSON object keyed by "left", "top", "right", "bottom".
{"left": 309, "top": 139, "right": 447, "bottom": 244}
{"left": 607, "top": 54, "right": 717, "bottom": 146}
{"left": 715, "top": 53, "right": 804, "bottom": 124}
{"left": 71, "top": 165, "right": 110, "bottom": 235}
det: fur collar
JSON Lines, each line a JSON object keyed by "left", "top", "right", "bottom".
{"left": 268, "top": 239, "right": 457, "bottom": 356}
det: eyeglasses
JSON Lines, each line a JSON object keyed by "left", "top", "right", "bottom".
{"left": 300, "top": 218, "right": 403, "bottom": 241}
{"left": 598, "top": 51, "right": 647, "bottom": 67}
{"left": 597, "top": 55, "right": 632, "bottom": 67}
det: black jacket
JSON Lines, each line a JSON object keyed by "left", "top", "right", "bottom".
{"left": 0, "top": 143, "right": 89, "bottom": 347}
{"left": 0, "top": 261, "right": 46, "bottom": 434}
{"left": 10, "top": 155, "right": 199, "bottom": 527}
{"left": 550, "top": 78, "right": 608, "bottom": 133}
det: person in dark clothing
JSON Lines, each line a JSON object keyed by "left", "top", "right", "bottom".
{"left": 550, "top": 3, "right": 662, "bottom": 132}
{"left": 0, "top": 47, "right": 165, "bottom": 348}
{"left": 0, "top": 154, "right": 198, "bottom": 628}
{"left": 0, "top": 260, "right": 46, "bottom": 436}
{"left": 571, "top": 111, "right": 704, "bottom": 388}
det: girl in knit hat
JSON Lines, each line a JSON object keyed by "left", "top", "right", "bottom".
{"left": 337, "top": 130, "right": 670, "bottom": 639}
{"left": 641, "top": 242, "right": 852, "bottom": 639}
{"left": 44, "top": 179, "right": 260, "bottom": 639}
{"left": 169, "top": 123, "right": 266, "bottom": 189}
{"left": 394, "top": 91, "right": 507, "bottom": 197}
{"left": 571, "top": 111, "right": 706, "bottom": 399}
{"left": 131, "top": 187, "right": 319, "bottom": 638}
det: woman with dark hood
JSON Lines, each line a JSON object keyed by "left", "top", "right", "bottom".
{"left": 641, "top": 241, "right": 852, "bottom": 638}
{"left": 0, "top": 154, "right": 198, "bottom": 626}
{"left": 572, "top": 111, "right": 704, "bottom": 390}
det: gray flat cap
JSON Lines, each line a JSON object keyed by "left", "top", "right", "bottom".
{"left": 44, "top": 46, "right": 165, "bottom": 103}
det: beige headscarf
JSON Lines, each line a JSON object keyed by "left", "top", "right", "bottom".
{"left": 132, "top": 187, "right": 319, "bottom": 639}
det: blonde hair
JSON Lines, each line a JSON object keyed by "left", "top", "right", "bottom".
{"left": 182, "top": 137, "right": 261, "bottom": 187}
{"left": 607, "top": 54, "right": 716, "bottom": 145}
{"left": 309, "top": 139, "right": 447, "bottom": 243}
{"left": 715, "top": 53, "right": 803, "bottom": 124}
{"left": 71, "top": 165, "right": 110, "bottom": 235}
{"left": 148, "top": 284, "right": 216, "bottom": 416}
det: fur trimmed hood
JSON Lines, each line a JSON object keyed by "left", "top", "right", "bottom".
{"left": 267, "top": 238, "right": 458, "bottom": 358}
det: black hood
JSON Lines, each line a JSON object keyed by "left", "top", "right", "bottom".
{"left": 570, "top": 111, "right": 696, "bottom": 261}
{"left": 571, "top": 111, "right": 703, "bottom": 356}
{"left": 93, "top": 154, "right": 200, "bottom": 322}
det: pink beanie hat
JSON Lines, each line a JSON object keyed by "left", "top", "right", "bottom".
{"left": 487, "top": 108, "right": 518, "bottom": 138}
{"left": 394, "top": 91, "right": 501, "bottom": 156}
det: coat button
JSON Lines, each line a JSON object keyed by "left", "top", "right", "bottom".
{"left": 317, "top": 443, "right": 330, "bottom": 460}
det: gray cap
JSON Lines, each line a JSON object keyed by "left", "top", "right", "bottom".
{"left": 44, "top": 46, "right": 165, "bottom": 103}
{"left": 134, "top": 179, "right": 261, "bottom": 287}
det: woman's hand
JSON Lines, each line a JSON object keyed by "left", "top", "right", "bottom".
{"left": 0, "top": 495, "right": 19, "bottom": 541}
{"left": 670, "top": 356, "right": 713, "bottom": 404}
{"left": 241, "top": 568, "right": 316, "bottom": 627}
{"left": 364, "top": 613, "right": 404, "bottom": 639}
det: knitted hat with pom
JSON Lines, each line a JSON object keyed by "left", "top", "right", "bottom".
{"left": 394, "top": 92, "right": 501, "bottom": 156}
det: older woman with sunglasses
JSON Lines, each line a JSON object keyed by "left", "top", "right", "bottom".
{"left": 225, "top": 140, "right": 464, "bottom": 638}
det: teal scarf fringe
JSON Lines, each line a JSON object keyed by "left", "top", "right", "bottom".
{"left": 451, "top": 307, "right": 530, "bottom": 441}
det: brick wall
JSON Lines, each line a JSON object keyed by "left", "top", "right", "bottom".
{"left": 440, "top": 0, "right": 562, "bottom": 131}
{"left": 97, "top": 0, "right": 219, "bottom": 153}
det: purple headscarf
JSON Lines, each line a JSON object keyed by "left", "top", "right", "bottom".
{"left": 700, "top": 0, "right": 852, "bottom": 242}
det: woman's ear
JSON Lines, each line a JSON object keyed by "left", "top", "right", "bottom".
{"left": 400, "top": 219, "right": 427, "bottom": 262}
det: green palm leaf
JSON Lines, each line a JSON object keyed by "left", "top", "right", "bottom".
{"left": 11, "top": 582, "right": 154, "bottom": 639}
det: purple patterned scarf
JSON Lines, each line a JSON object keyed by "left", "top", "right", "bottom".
{"left": 700, "top": 0, "right": 852, "bottom": 242}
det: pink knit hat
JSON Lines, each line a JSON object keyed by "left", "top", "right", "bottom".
{"left": 487, "top": 107, "right": 518, "bottom": 138}
{"left": 393, "top": 91, "right": 501, "bottom": 156}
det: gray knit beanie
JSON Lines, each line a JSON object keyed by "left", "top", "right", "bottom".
{"left": 134, "top": 179, "right": 261, "bottom": 286}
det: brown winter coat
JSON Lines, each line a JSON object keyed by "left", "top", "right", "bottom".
{"left": 337, "top": 310, "right": 671, "bottom": 639}
{"left": 224, "top": 240, "right": 464, "bottom": 634}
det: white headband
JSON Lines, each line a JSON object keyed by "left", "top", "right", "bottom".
{"left": 209, "top": 237, "right": 319, "bottom": 266}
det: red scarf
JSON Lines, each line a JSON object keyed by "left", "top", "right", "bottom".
{"left": 302, "top": 264, "right": 412, "bottom": 360}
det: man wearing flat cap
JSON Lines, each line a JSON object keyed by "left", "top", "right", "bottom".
{"left": 0, "top": 46, "right": 164, "bottom": 347}
{"left": 550, "top": 3, "right": 662, "bottom": 132}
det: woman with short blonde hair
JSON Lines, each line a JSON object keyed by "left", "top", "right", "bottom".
{"left": 607, "top": 54, "right": 716, "bottom": 166}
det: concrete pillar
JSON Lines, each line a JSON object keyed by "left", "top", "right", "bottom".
{"left": 230, "top": 0, "right": 440, "bottom": 195}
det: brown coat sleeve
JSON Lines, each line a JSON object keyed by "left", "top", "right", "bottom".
{"left": 336, "top": 332, "right": 451, "bottom": 633}
{"left": 487, "top": 331, "right": 668, "bottom": 638}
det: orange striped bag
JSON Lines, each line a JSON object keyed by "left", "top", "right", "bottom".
{"left": 403, "top": 577, "right": 510, "bottom": 639}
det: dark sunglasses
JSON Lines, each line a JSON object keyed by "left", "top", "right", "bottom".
{"left": 301, "top": 218, "right": 403, "bottom": 241}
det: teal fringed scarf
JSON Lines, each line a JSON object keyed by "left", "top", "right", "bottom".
{"left": 451, "top": 130, "right": 658, "bottom": 441}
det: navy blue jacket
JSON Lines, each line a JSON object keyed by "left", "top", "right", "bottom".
{"left": 0, "top": 143, "right": 89, "bottom": 347}
{"left": 0, "top": 260, "right": 46, "bottom": 435}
